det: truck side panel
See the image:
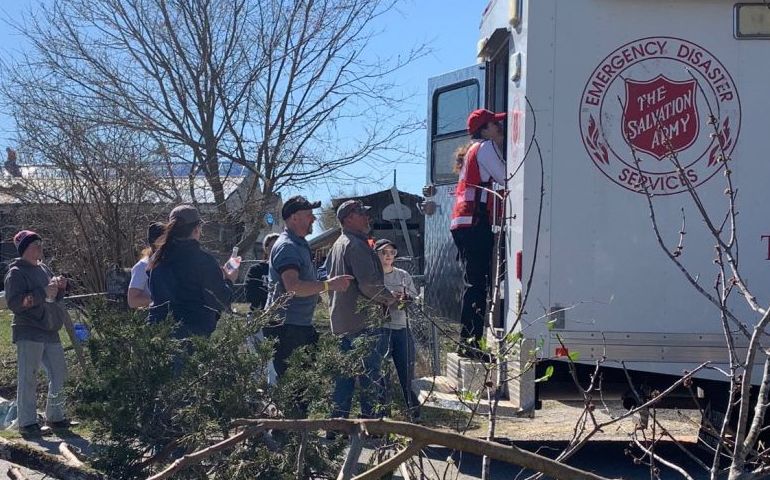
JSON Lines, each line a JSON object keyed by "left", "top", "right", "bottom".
{"left": 510, "top": 0, "right": 770, "bottom": 380}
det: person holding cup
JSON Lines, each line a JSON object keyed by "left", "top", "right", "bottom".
{"left": 4, "top": 230, "right": 72, "bottom": 435}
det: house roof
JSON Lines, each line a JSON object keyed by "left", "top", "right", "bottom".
{"left": 331, "top": 188, "right": 423, "bottom": 209}
{"left": 0, "top": 168, "right": 245, "bottom": 205}
{"left": 308, "top": 226, "right": 341, "bottom": 249}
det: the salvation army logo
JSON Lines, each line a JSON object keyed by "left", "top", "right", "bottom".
{"left": 579, "top": 37, "right": 741, "bottom": 194}
{"left": 624, "top": 76, "right": 698, "bottom": 160}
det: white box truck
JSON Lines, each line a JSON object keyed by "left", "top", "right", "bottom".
{"left": 421, "top": 0, "right": 770, "bottom": 412}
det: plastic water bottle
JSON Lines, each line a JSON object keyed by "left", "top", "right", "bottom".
{"left": 224, "top": 247, "right": 242, "bottom": 275}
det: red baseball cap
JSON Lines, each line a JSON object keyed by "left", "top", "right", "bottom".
{"left": 467, "top": 109, "right": 506, "bottom": 135}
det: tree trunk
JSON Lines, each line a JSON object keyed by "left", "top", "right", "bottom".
{"left": 0, "top": 437, "right": 106, "bottom": 480}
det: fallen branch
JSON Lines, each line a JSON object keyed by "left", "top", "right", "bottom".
{"left": 7, "top": 466, "right": 28, "bottom": 480}
{"left": 0, "top": 437, "right": 105, "bottom": 480}
{"left": 146, "top": 426, "right": 261, "bottom": 480}
{"left": 138, "top": 439, "right": 181, "bottom": 469}
{"left": 59, "top": 442, "right": 85, "bottom": 468}
{"left": 352, "top": 441, "right": 425, "bottom": 480}
{"left": 232, "top": 418, "right": 616, "bottom": 480}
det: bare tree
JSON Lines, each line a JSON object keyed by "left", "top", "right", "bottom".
{"left": 0, "top": 111, "right": 168, "bottom": 291}
{"left": 619, "top": 83, "right": 770, "bottom": 479}
{"left": 2, "top": 0, "right": 423, "bottom": 252}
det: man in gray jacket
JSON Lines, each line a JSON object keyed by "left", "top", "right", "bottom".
{"left": 326, "top": 200, "right": 396, "bottom": 420}
{"left": 4, "top": 230, "right": 70, "bottom": 435}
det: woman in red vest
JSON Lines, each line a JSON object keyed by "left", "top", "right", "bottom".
{"left": 450, "top": 109, "right": 506, "bottom": 358}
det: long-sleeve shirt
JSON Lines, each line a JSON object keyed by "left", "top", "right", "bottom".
{"left": 475, "top": 139, "right": 506, "bottom": 203}
{"left": 382, "top": 267, "right": 418, "bottom": 329}
{"left": 326, "top": 229, "right": 395, "bottom": 335}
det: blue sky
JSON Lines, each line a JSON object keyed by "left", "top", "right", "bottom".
{"left": 302, "top": 0, "right": 483, "bottom": 203}
{"left": 0, "top": 0, "right": 482, "bottom": 203}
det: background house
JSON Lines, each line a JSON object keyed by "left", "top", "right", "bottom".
{"left": 309, "top": 187, "right": 424, "bottom": 275}
{"left": 0, "top": 166, "right": 284, "bottom": 292}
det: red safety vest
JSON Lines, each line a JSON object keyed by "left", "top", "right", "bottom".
{"left": 450, "top": 142, "right": 494, "bottom": 230}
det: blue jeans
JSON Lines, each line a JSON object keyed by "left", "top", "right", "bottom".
{"left": 331, "top": 329, "right": 387, "bottom": 419}
{"left": 380, "top": 327, "right": 420, "bottom": 418}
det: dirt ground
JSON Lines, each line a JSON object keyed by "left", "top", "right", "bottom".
{"left": 415, "top": 375, "right": 703, "bottom": 444}
{"left": 489, "top": 399, "right": 700, "bottom": 442}
{"left": 0, "top": 399, "right": 702, "bottom": 479}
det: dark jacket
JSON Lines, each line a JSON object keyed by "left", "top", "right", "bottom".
{"left": 3, "top": 258, "right": 62, "bottom": 343}
{"left": 148, "top": 238, "right": 233, "bottom": 338}
{"left": 326, "top": 229, "right": 394, "bottom": 335}
{"left": 244, "top": 260, "right": 269, "bottom": 310}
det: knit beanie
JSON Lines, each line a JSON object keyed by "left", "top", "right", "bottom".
{"left": 13, "top": 230, "right": 42, "bottom": 257}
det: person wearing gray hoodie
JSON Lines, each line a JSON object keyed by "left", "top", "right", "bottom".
{"left": 4, "top": 230, "right": 70, "bottom": 435}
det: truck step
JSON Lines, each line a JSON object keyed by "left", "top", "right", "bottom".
{"left": 446, "top": 352, "right": 497, "bottom": 393}
{"left": 412, "top": 376, "right": 532, "bottom": 418}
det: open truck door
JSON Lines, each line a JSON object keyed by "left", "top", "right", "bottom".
{"left": 418, "top": 51, "right": 536, "bottom": 414}
{"left": 422, "top": 29, "right": 513, "bottom": 322}
{"left": 422, "top": 65, "right": 486, "bottom": 324}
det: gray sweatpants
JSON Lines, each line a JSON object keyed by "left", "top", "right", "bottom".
{"left": 16, "top": 340, "right": 67, "bottom": 428}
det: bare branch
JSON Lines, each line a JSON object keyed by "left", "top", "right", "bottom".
{"left": 229, "top": 418, "right": 616, "bottom": 480}
{"left": 352, "top": 441, "right": 425, "bottom": 480}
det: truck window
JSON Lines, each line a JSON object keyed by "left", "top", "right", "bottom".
{"left": 485, "top": 37, "right": 509, "bottom": 133}
{"left": 431, "top": 81, "right": 479, "bottom": 184}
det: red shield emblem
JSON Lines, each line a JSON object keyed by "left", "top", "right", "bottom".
{"left": 623, "top": 75, "right": 699, "bottom": 160}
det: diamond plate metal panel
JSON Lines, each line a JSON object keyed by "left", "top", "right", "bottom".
{"left": 423, "top": 184, "right": 463, "bottom": 322}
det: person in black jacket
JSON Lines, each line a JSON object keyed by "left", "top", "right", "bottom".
{"left": 148, "top": 204, "right": 238, "bottom": 338}
{"left": 244, "top": 233, "right": 279, "bottom": 311}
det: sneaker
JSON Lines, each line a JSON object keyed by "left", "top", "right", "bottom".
{"left": 46, "top": 419, "right": 80, "bottom": 430}
{"left": 19, "top": 423, "right": 52, "bottom": 437}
